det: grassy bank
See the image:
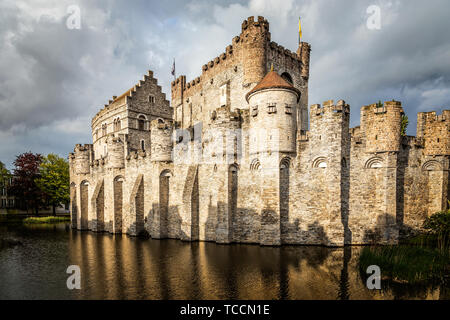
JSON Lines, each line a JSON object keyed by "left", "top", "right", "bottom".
{"left": 360, "top": 210, "right": 450, "bottom": 285}
{"left": 359, "top": 245, "right": 449, "bottom": 284}
{"left": 23, "top": 216, "right": 70, "bottom": 224}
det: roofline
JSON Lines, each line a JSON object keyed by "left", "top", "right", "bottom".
{"left": 246, "top": 86, "right": 301, "bottom": 103}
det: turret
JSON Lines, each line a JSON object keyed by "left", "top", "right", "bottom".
{"left": 106, "top": 135, "right": 125, "bottom": 169}
{"left": 246, "top": 71, "right": 300, "bottom": 155}
{"left": 360, "top": 100, "right": 404, "bottom": 153}
{"left": 71, "top": 144, "right": 93, "bottom": 175}
{"left": 417, "top": 110, "right": 450, "bottom": 156}
{"left": 204, "top": 106, "right": 241, "bottom": 164}
{"left": 150, "top": 119, "right": 173, "bottom": 162}
{"left": 241, "top": 16, "right": 270, "bottom": 86}
{"left": 297, "top": 42, "right": 311, "bottom": 80}
{"left": 171, "top": 75, "right": 186, "bottom": 123}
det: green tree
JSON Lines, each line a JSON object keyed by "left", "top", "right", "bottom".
{"left": 0, "top": 161, "right": 10, "bottom": 182}
{"left": 376, "top": 100, "right": 383, "bottom": 109}
{"left": 423, "top": 210, "right": 450, "bottom": 251}
{"left": 0, "top": 162, "right": 11, "bottom": 206}
{"left": 36, "top": 154, "right": 70, "bottom": 215}
{"left": 401, "top": 114, "right": 409, "bottom": 136}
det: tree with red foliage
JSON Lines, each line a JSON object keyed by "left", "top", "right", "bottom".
{"left": 9, "top": 152, "right": 44, "bottom": 214}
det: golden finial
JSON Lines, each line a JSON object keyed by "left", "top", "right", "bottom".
{"left": 270, "top": 63, "right": 274, "bottom": 72}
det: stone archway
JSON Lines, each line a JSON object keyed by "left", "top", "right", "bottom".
{"left": 80, "top": 181, "right": 89, "bottom": 230}
{"left": 113, "top": 176, "right": 124, "bottom": 234}
{"left": 70, "top": 183, "right": 77, "bottom": 229}
{"left": 228, "top": 164, "right": 239, "bottom": 241}
{"left": 280, "top": 157, "right": 290, "bottom": 242}
{"left": 159, "top": 170, "right": 172, "bottom": 238}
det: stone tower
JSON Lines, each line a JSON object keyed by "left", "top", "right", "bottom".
{"left": 150, "top": 119, "right": 173, "bottom": 162}
{"left": 246, "top": 70, "right": 300, "bottom": 245}
{"left": 309, "top": 100, "right": 350, "bottom": 245}
{"left": 241, "top": 16, "right": 270, "bottom": 87}
{"left": 417, "top": 110, "right": 450, "bottom": 215}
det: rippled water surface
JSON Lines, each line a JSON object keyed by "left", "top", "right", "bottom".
{"left": 0, "top": 223, "right": 448, "bottom": 300}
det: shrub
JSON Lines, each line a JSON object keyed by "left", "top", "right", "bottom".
{"left": 423, "top": 211, "right": 450, "bottom": 250}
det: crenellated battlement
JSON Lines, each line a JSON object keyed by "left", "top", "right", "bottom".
{"left": 297, "top": 42, "right": 311, "bottom": 79}
{"left": 150, "top": 119, "right": 173, "bottom": 162}
{"left": 417, "top": 109, "right": 450, "bottom": 155}
{"left": 310, "top": 99, "right": 350, "bottom": 118}
{"left": 240, "top": 16, "right": 270, "bottom": 35}
{"left": 210, "top": 106, "right": 241, "bottom": 128}
{"left": 106, "top": 135, "right": 125, "bottom": 169}
{"left": 70, "top": 144, "right": 93, "bottom": 175}
{"left": 269, "top": 42, "right": 301, "bottom": 63}
{"left": 360, "top": 100, "right": 404, "bottom": 153}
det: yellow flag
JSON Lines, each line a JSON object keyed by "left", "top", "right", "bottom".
{"left": 298, "top": 17, "right": 302, "bottom": 43}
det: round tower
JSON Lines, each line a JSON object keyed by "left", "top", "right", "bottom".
{"left": 207, "top": 106, "right": 241, "bottom": 164}
{"left": 72, "top": 144, "right": 93, "bottom": 174}
{"left": 246, "top": 71, "right": 300, "bottom": 155}
{"left": 150, "top": 119, "right": 173, "bottom": 162}
{"left": 241, "top": 16, "right": 270, "bottom": 86}
{"left": 106, "top": 135, "right": 125, "bottom": 169}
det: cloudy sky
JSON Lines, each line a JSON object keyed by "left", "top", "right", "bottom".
{"left": 1, "top": 0, "right": 449, "bottom": 169}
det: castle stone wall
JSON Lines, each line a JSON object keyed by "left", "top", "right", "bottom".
{"left": 69, "top": 17, "right": 449, "bottom": 247}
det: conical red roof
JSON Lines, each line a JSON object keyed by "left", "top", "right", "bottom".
{"left": 245, "top": 71, "right": 300, "bottom": 102}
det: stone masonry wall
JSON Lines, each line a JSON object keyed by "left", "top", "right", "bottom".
{"left": 69, "top": 16, "right": 449, "bottom": 247}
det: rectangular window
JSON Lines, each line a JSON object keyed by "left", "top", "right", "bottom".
{"left": 251, "top": 105, "right": 258, "bottom": 117}
{"left": 285, "top": 104, "right": 292, "bottom": 114}
{"left": 267, "top": 104, "right": 277, "bottom": 114}
{"left": 176, "top": 105, "right": 183, "bottom": 123}
{"left": 375, "top": 106, "right": 386, "bottom": 114}
{"left": 219, "top": 83, "right": 229, "bottom": 107}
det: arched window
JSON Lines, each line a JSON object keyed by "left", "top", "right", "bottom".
{"left": 140, "top": 140, "right": 145, "bottom": 151}
{"left": 102, "top": 123, "right": 107, "bottom": 136}
{"left": 113, "top": 118, "right": 121, "bottom": 131}
{"left": 281, "top": 72, "right": 293, "bottom": 84}
{"left": 138, "top": 115, "right": 146, "bottom": 131}
{"left": 365, "top": 157, "right": 383, "bottom": 169}
{"left": 312, "top": 157, "right": 327, "bottom": 168}
{"left": 250, "top": 159, "right": 261, "bottom": 171}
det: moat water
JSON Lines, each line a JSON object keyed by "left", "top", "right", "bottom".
{"left": 0, "top": 223, "right": 448, "bottom": 300}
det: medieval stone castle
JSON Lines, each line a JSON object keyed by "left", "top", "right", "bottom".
{"left": 69, "top": 16, "right": 449, "bottom": 246}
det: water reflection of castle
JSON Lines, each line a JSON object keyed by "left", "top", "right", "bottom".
{"left": 68, "top": 232, "right": 447, "bottom": 300}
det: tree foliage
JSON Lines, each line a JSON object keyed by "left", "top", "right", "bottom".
{"left": 9, "top": 152, "right": 43, "bottom": 213}
{"left": 423, "top": 210, "right": 450, "bottom": 250}
{"left": 0, "top": 161, "right": 10, "bottom": 182}
{"left": 401, "top": 114, "right": 409, "bottom": 136}
{"left": 0, "top": 161, "right": 11, "bottom": 197}
{"left": 36, "top": 154, "right": 70, "bottom": 214}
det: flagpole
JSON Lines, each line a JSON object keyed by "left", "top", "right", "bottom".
{"left": 172, "top": 58, "right": 176, "bottom": 81}
{"left": 299, "top": 17, "right": 303, "bottom": 57}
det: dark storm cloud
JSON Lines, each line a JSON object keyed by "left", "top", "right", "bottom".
{"left": 0, "top": 0, "right": 449, "bottom": 168}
